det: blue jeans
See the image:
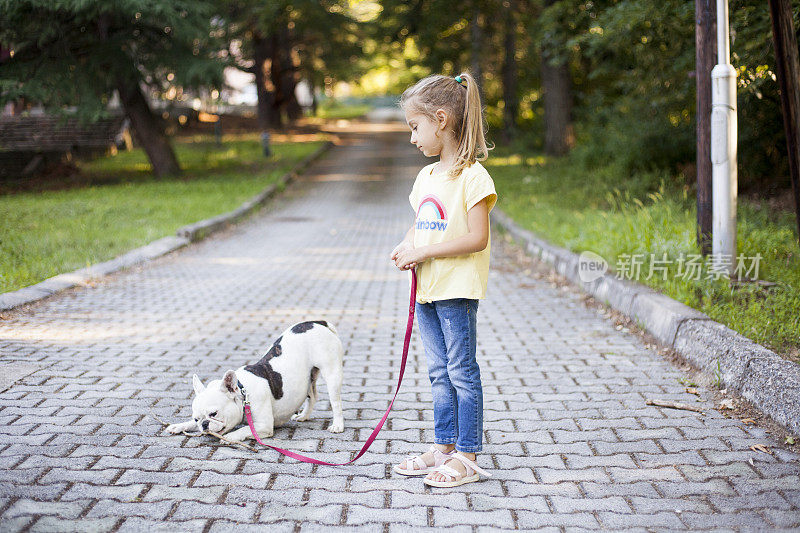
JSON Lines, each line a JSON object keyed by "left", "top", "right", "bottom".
{"left": 415, "top": 298, "right": 483, "bottom": 453}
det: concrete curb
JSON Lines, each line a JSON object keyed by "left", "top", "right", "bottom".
{"left": 491, "top": 208, "right": 800, "bottom": 436}
{"left": 0, "top": 140, "right": 334, "bottom": 312}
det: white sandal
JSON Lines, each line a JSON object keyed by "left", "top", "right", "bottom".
{"left": 423, "top": 452, "right": 492, "bottom": 487}
{"left": 393, "top": 445, "right": 454, "bottom": 476}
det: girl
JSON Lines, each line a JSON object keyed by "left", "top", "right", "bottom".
{"left": 390, "top": 72, "right": 497, "bottom": 488}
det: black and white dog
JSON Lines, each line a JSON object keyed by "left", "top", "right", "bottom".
{"left": 166, "top": 321, "right": 345, "bottom": 441}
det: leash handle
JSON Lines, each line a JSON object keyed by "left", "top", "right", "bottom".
{"left": 244, "top": 268, "right": 417, "bottom": 465}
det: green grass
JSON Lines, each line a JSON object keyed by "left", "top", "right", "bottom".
{"left": 1, "top": 133, "right": 324, "bottom": 294}
{"left": 485, "top": 149, "right": 800, "bottom": 363}
{"left": 312, "top": 100, "right": 373, "bottom": 120}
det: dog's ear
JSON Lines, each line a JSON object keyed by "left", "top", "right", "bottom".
{"left": 221, "top": 370, "right": 238, "bottom": 396}
{"left": 192, "top": 374, "right": 205, "bottom": 395}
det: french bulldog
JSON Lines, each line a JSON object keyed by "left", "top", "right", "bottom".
{"left": 166, "top": 320, "right": 345, "bottom": 441}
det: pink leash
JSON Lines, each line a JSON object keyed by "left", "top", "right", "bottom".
{"left": 243, "top": 268, "right": 416, "bottom": 465}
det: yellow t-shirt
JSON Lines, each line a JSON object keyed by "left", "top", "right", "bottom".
{"left": 408, "top": 160, "right": 498, "bottom": 304}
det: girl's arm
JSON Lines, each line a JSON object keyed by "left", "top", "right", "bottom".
{"left": 391, "top": 225, "right": 420, "bottom": 270}
{"left": 394, "top": 198, "right": 489, "bottom": 270}
{"left": 390, "top": 225, "right": 415, "bottom": 260}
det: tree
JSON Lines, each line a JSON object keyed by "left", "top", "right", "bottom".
{"left": 696, "top": 0, "right": 716, "bottom": 255}
{"left": 220, "top": 0, "right": 364, "bottom": 154}
{"left": 502, "top": 0, "right": 520, "bottom": 142}
{"left": 768, "top": 0, "right": 800, "bottom": 245}
{"left": 0, "top": 0, "right": 224, "bottom": 177}
{"left": 540, "top": 0, "right": 573, "bottom": 156}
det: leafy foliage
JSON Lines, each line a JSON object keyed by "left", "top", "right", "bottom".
{"left": 219, "top": 0, "right": 366, "bottom": 92}
{"left": 374, "top": 0, "right": 800, "bottom": 189}
{"left": 0, "top": 0, "right": 225, "bottom": 122}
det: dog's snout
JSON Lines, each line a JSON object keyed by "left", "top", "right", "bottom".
{"left": 201, "top": 420, "right": 210, "bottom": 431}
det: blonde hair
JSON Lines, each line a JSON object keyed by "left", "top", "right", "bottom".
{"left": 399, "top": 71, "right": 492, "bottom": 178}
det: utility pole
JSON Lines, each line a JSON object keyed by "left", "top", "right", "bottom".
{"left": 767, "top": 0, "right": 800, "bottom": 247}
{"left": 696, "top": 0, "right": 716, "bottom": 256}
{"left": 710, "top": 0, "right": 737, "bottom": 276}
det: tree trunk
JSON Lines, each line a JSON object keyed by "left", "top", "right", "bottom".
{"left": 310, "top": 83, "right": 318, "bottom": 115}
{"left": 116, "top": 80, "right": 181, "bottom": 177}
{"left": 541, "top": 0, "right": 572, "bottom": 156}
{"left": 284, "top": 74, "right": 303, "bottom": 121}
{"left": 268, "top": 32, "right": 286, "bottom": 128}
{"left": 695, "top": 0, "right": 716, "bottom": 255}
{"left": 541, "top": 54, "right": 572, "bottom": 156}
{"left": 253, "top": 34, "right": 280, "bottom": 131}
{"left": 470, "top": 9, "right": 484, "bottom": 102}
{"left": 279, "top": 28, "right": 303, "bottom": 122}
{"left": 502, "top": 0, "right": 519, "bottom": 143}
{"left": 768, "top": 0, "right": 800, "bottom": 246}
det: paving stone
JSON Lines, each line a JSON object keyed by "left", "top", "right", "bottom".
{"left": 4, "top": 499, "right": 89, "bottom": 519}
{"left": 679, "top": 511, "right": 771, "bottom": 529}
{"left": 580, "top": 481, "right": 660, "bottom": 498}
{"left": 709, "top": 492, "right": 792, "bottom": 512}
{"left": 634, "top": 451, "right": 707, "bottom": 466}
{"left": 86, "top": 500, "right": 174, "bottom": 520}
{"left": 114, "top": 470, "right": 196, "bottom": 486}
{"left": 306, "top": 488, "right": 384, "bottom": 508}
{"left": 388, "top": 526, "right": 472, "bottom": 533}
{"left": 117, "top": 517, "right": 209, "bottom": 532}
{"left": 228, "top": 486, "right": 304, "bottom": 507}
{"left": 494, "top": 454, "right": 566, "bottom": 469}
{"left": 347, "top": 504, "right": 428, "bottom": 527}
{"left": 655, "top": 479, "right": 736, "bottom": 497}
{"left": 564, "top": 454, "right": 636, "bottom": 469}
{"left": 629, "top": 496, "right": 713, "bottom": 514}
{"left": 257, "top": 503, "right": 343, "bottom": 524}
{"left": 728, "top": 475, "right": 800, "bottom": 495}
{"left": 537, "top": 467, "right": 612, "bottom": 484}
{"left": 659, "top": 437, "right": 730, "bottom": 453}
{"left": 432, "top": 507, "right": 514, "bottom": 528}
{"left": 597, "top": 511, "right": 684, "bottom": 529}
{"left": 505, "top": 480, "right": 582, "bottom": 498}
{"left": 471, "top": 493, "right": 549, "bottom": 512}
{"left": 607, "top": 466, "right": 684, "bottom": 482}
{"left": 171, "top": 500, "right": 258, "bottom": 521}
{"left": 210, "top": 520, "right": 295, "bottom": 533}
{"left": 0, "top": 482, "right": 66, "bottom": 500}
{"left": 679, "top": 463, "right": 761, "bottom": 482}
{"left": 516, "top": 511, "right": 601, "bottom": 529}
{"left": 30, "top": 516, "right": 121, "bottom": 532}
{"left": 550, "top": 495, "right": 632, "bottom": 513}
{"left": 60, "top": 482, "right": 145, "bottom": 501}
{"left": 144, "top": 485, "right": 226, "bottom": 504}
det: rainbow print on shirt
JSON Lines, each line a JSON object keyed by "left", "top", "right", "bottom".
{"left": 416, "top": 194, "right": 448, "bottom": 231}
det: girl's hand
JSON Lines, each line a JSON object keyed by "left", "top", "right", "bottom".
{"left": 394, "top": 247, "right": 426, "bottom": 271}
{"left": 390, "top": 241, "right": 413, "bottom": 262}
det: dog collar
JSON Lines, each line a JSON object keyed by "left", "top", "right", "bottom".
{"left": 236, "top": 380, "right": 250, "bottom": 407}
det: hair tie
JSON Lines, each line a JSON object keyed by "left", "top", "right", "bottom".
{"left": 455, "top": 75, "right": 466, "bottom": 87}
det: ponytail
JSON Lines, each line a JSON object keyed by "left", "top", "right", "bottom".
{"left": 399, "top": 70, "right": 492, "bottom": 178}
{"left": 452, "top": 71, "right": 490, "bottom": 178}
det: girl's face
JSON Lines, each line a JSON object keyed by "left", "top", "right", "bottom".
{"left": 404, "top": 107, "right": 445, "bottom": 158}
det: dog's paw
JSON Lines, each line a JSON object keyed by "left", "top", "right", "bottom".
{"left": 166, "top": 423, "right": 186, "bottom": 434}
{"left": 328, "top": 420, "right": 344, "bottom": 433}
{"left": 291, "top": 412, "right": 310, "bottom": 422}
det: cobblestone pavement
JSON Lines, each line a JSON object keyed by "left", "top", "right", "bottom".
{"left": 1, "top": 119, "right": 799, "bottom": 532}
